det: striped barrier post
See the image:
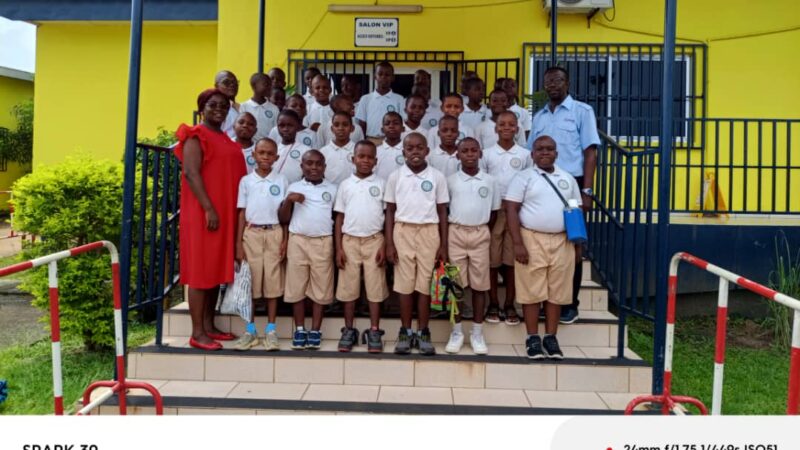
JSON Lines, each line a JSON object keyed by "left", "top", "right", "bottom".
{"left": 625, "top": 252, "right": 800, "bottom": 415}
{"left": 0, "top": 241, "right": 163, "bottom": 415}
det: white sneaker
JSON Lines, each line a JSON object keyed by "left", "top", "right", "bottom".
{"left": 445, "top": 331, "right": 464, "bottom": 354}
{"left": 470, "top": 332, "right": 488, "bottom": 355}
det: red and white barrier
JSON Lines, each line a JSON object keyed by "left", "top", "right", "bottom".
{"left": 626, "top": 252, "right": 800, "bottom": 415}
{"left": 0, "top": 241, "right": 163, "bottom": 415}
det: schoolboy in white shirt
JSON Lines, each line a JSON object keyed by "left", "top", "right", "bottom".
{"left": 374, "top": 112, "right": 406, "bottom": 180}
{"left": 426, "top": 93, "right": 475, "bottom": 150}
{"left": 274, "top": 110, "right": 312, "bottom": 184}
{"left": 334, "top": 141, "right": 389, "bottom": 353}
{"left": 307, "top": 74, "right": 333, "bottom": 131}
{"left": 444, "top": 138, "right": 500, "bottom": 355}
{"left": 316, "top": 95, "right": 365, "bottom": 147}
{"left": 233, "top": 112, "right": 257, "bottom": 174}
{"left": 475, "top": 89, "right": 527, "bottom": 149}
{"left": 319, "top": 111, "right": 356, "bottom": 184}
{"left": 356, "top": 62, "right": 405, "bottom": 141}
{"left": 427, "top": 115, "right": 460, "bottom": 177}
{"left": 413, "top": 83, "right": 444, "bottom": 130}
{"left": 269, "top": 95, "right": 318, "bottom": 149}
{"left": 233, "top": 138, "right": 289, "bottom": 351}
{"left": 401, "top": 94, "right": 429, "bottom": 139}
{"left": 505, "top": 135, "right": 581, "bottom": 360}
{"left": 278, "top": 150, "right": 338, "bottom": 351}
{"left": 239, "top": 72, "right": 280, "bottom": 141}
{"left": 499, "top": 77, "right": 532, "bottom": 140}
{"left": 482, "top": 111, "right": 532, "bottom": 326}
{"left": 460, "top": 77, "right": 492, "bottom": 129}
{"left": 302, "top": 67, "right": 321, "bottom": 109}
{"left": 384, "top": 132, "right": 449, "bottom": 356}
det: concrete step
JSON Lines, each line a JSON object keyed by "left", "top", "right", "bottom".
{"left": 92, "top": 379, "right": 652, "bottom": 415}
{"left": 164, "top": 304, "right": 624, "bottom": 347}
{"left": 128, "top": 339, "right": 649, "bottom": 393}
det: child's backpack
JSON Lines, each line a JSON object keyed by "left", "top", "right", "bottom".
{"left": 430, "top": 261, "right": 464, "bottom": 324}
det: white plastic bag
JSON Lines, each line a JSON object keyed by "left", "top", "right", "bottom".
{"left": 220, "top": 261, "right": 252, "bottom": 322}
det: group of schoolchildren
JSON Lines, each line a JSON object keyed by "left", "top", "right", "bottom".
{"left": 219, "top": 61, "right": 582, "bottom": 360}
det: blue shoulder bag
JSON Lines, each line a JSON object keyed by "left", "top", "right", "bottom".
{"left": 540, "top": 172, "right": 588, "bottom": 243}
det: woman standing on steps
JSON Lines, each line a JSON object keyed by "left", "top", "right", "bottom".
{"left": 175, "top": 88, "right": 247, "bottom": 351}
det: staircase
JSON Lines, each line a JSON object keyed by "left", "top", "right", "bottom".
{"left": 94, "top": 261, "right": 652, "bottom": 415}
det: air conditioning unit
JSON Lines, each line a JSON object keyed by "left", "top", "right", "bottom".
{"left": 543, "top": 0, "right": 614, "bottom": 14}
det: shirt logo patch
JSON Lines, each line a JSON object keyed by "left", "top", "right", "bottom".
{"left": 478, "top": 186, "right": 489, "bottom": 198}
{"left": 265, "top": 110, "right": 274, "bottom": 119}
{"left": 246, "top": 155, "right": 256, "bottom": 166}
{"left": 395, "top": 154, "right": 405, "bottom": 165}
{"left": 429, "top": 118, "right": 438, "bottom": 127}
{"left": 303, "top": 137, "right": 313, "bottom": 146}
{"left": 290, "top": 149, "right": 301, "bottom": 159}
{"left": 558, "top": 179, "right": 570, "bottom": 190}
{"left": 420, "top": 180, "right": 433, "bottom": 192}
{"left": 269, "top": 185, "right": 281, "bottom": 196}
{"left": 509, "top": 157, "right": 522, "bottom": 169}
{"left": 387, "top": 105, "right": 396, "bottom": 112}
{"left": 322, "top": 191, "right": 332, "bottom": 202}
{"left": 369, "top": 186, "right": 381, "bottom": 197}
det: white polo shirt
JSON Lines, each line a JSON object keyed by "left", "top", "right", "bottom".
{"left": 334, "top": 174, "right": 386, "bottom": 237}
{"left": 421, "top": 101, "right": 444, "bottom": 129}
{"left": 239, "top": 142, "right": 256, "bottom": 174}
{"left": 482, "top": 143, "right": 533, "bottom": 197}
{"left": 447, "top": 169, "right": 501, "bottom": 226}
{"left": 509, "top": 103, "right": 532, "bottom": 132}
{"left": 460, "top": 104, "right": 492, "bottom": 130}
{"left": 316, "top": 116, "right": 364, "bottom": 147}
{"left": 427, "top": 146, "right": 460, "bottom": 178}
{"left": 287, "top": 178, "right": 337, "bottom": 237}
{"left": 275, "top": 142, "right": 312, "bottom": 184}
{"left": 474, "top": 117, "right": 527, "bottom": 150}
{"left": 355, "top": 90, "right": 406, "bottom": 138}
{"left": 222, "top": 104, "right": 240, "bottom": 139}
{"left": 400, "top": 122, "right": 430, "bottom": 140}
{"left": 384, "top": 164, "right": 449, "bottom": 224}
{"left": 237, "top": 170, "right": 288, "bottom": 225}
{"left": 308, "top": 102, "right": 333, "bottom": 126}
{"left": 375, "top": 140, "right": 405, "bottom": 181}
{"left": 504, "top": 164, "right": 582, "bottom": 233}
{"left": 239, "top": 99, "right": 280, "bottom": 141}
{"left": 303, "top": 89, "right": 316, "bottom": 110}
{"left": 320, "top": 140, "right": 355, "bottom": 184}
{"left": 426, "top": 121, "right": 475, "bottom": 150}
{"left": 269, "top": 126, "right": 318, "bottom": 149}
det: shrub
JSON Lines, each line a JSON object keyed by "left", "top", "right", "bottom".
{"left": 12, "top": 155, "right": 123, "bottom": 350}
{"left": 0, "top": 100, "right": 34, "bottom": 165}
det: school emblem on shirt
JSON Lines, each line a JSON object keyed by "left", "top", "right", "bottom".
{"left": 246, "top": 155, "right": 256, "bottom": 166}
{"left": 513, "top": 111, "right": 521, "bottom": 118}
{"left": 290, "top": 149, "right": 301, "bottom": 159}
{"left": 478, "top": 186, "right": 489, "bottom": 198}
{"left": 421, "top": 180, "right": 433, "bottom": 192}
{"left": 303, "top": 137, "right": 313, "bottom": 146}
{"left": 387, "top": 105, "right": 396, "bottom": 112}
{"left": 269, "top": 185, "right": 281, "bottom": 196}
{"left": 395, "top": 155, "right": 405, "bottom": 165}
{"left": 265, "top": 110, "right": 274, "bottom": 119}
{"left": 322, "top": 191, "right": 332, "bottom": 202}
{"left": 509, "top": 157, "right": 522, "bottom": 169}
{"left": 369, "top": 186, "right": 381, "bottom": 197}
{"left": 429, "top": 118, "right": 437, "bottom": 127}
{"left": 558, "top": 179, "right": 570, "bottom": 190}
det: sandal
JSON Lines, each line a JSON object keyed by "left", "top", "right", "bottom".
{"left": 504, "top": 305, "right": 521, "bottom": 326}
{"left": 485, "top": 305, "right": 501, "bottom": 323}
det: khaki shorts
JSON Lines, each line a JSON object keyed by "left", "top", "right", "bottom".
{"left": 243, "top": 226, "right": 284, "bottom": 298}
{"left": 284, "top": 233, "right": 334, "bottom": 305}
{"left": 448, "top": 224, "right": 491, "bottom": 291}
{"left": 514, "top": 228, "right": 575, "bottom": 305}
{"left": 490, "top": 209, "right": 515, "bottom": 267}
{"left": 336, "top": 233, "right": 389, "bottom": 302}
{"left": 393, "top": 222, "right": 440, "bottom": 295}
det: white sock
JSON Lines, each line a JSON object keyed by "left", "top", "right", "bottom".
{"left": 472, "top": 322, "right": 483, "bottom": 335}
{"left": 452, "top": 322, "right": 463, "bottom": 335}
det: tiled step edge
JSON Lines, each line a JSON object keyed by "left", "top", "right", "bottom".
{"left": 131, "top": 345, "right": 651, "bottom": 367}
{"left": 99, "top": 395, "right": 660, "bottom": 415}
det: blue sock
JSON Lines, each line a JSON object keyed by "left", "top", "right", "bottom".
{"left": 266, "top": 323, "right": 276, "bottom": 333}
{"left": 245, "top": 322, "right": 257, "bottom": 335}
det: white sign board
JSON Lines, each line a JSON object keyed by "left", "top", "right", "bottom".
{"left": 354, "top": 18, "right": 399, "bottom": 47}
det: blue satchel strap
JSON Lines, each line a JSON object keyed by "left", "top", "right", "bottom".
{"left": 539, "top": 171, "right": 570, "bottom": 208}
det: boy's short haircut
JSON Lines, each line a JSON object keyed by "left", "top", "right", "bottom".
{"left": 214, "top": 69, "right": 235, "bottom": 84}
{"left": 405, "top": 94, "right": 427, "bottom": 106}
{"left": 375, "top": 61, "right": 394, "bottom": 73}
{"left": 286, "top": 93, "right": 306, "bottom": 107}
{"left": 330, "top": 94, "right": 351, "bottom": 111}
{"left": 305, "top": 66, "right": 321, "bottom": 75}
{"left": 489, "top": 88, "right": 508, "bottom": 98}
{"left": 255, "top": 137, "right": 278, "bottom": 149}
{"left": 302, "top": 148, "right": 325, "bottom": 162}
{"left": 268, "top": 67, "right": 285, "bottom": 76}
{"left": 332, "top": 110, "right": 352, "bottom": 123}
{"left": 403, "top": 131, "right": 427, "bottom": 146}
{"left": 438, "top": 114, "right": 458, "bottom": 126}
{"left": 442, "top": 92, "right": 464, "bottom": 104}
{"left": 279, "top": 109, "right": 302, "bottom": 124}
{"left": 411, "top": 84, "right": 427, "bottom": 96}
{"left": 250, "top": 72, "right": 270, "bottom": 85}
{"left": 458, "top": 136, "right": 480, "bottom": 148}
{"left": 544, "top": 66, "right": 569, "bottom": 81}
{"left": 354, "top": 139, "right": 377, "bottom": 154}
{"left": 383, "top": 111, "right": 403, "bottom": 123}
{"left": 342, "top": 73, "right": 361, "bottom": 83}
{"left": 463, "top": 77, "right": 484, "bottom": 91}
{"left": 494, "top": 77, "right": 508, "bottom": 90}
{"left": 496, "top": 110, "right": 517, "bottom": 123}
{"left": 238, "top": 111, "right": 256, "bottom": 122}
{"left": 312, "top": 74, "right": 330, "bottom": 85}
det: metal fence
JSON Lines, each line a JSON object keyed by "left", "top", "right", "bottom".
{"left": 120, "top": 143, "right": 181, "bottom": 346}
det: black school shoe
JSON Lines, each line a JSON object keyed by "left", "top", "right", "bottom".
{"left": 394, "top": 328, "right": 413, "bottom": 354}
{"left": 415, "top": 328, "right": 436, "bottom": 356}
{"left": 542, "top": 334, "right": 564, "bottom": 360}
{"left": 525, "top": 335, "right": 545, "bottom": 360}
{"left": 338, "top": 327, "right": 359, "bottom": 352}
{"left": 362, "top": 328, "right": 385, "bottom": 353}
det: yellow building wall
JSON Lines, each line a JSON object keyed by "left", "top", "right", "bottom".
{"left": 0, "top": 75, "right": 34, "bottom": 206}
{"left": 33, "top": 22, "right": 218, "bottom": 167}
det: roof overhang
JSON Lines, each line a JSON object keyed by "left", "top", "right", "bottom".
{"left": 0, "top": 66, "right": 34, "bottom": 82}
{"left": 0, "top": 0, "right": 217, "bottom": 21}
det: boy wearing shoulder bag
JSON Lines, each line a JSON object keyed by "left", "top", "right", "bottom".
{"left": 504, "top": 135, "right": 582, "bottom": 360}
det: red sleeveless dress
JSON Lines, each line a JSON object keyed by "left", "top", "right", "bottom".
{"left": 175, "top": 124, "right": 247, "bottom": 289}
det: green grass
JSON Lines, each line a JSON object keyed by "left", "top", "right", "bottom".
{"left": 0, "top": 321, "right": 155, "bottom": 415}
{"left": 628, "top": 316, "right": 790, "bottom": 415}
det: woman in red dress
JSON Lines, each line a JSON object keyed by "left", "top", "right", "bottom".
{"left": 175, "top": 88, "right": 247, "bottom": 350}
